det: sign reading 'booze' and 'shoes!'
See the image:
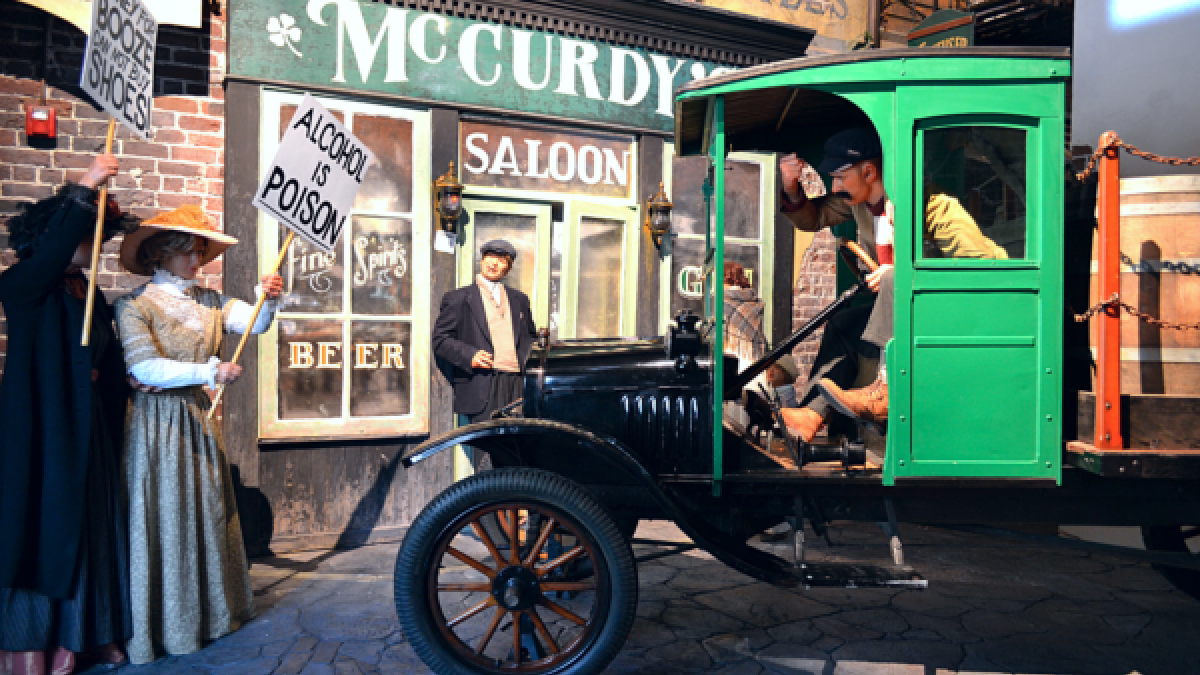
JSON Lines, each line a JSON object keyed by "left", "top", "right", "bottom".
{"left": 81, "top": 0, "right": 158, "bottom": 140}
{"left": 254, "top": 94, "right": 376, "bottom": 253}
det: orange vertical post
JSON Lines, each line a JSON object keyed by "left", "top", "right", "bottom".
{"left": 1094, "top": 131, "right": 1124, "bottom": 449}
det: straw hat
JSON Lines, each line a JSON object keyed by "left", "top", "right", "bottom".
{"left": 119, "top": 204, "right": 238, "bottom": 275}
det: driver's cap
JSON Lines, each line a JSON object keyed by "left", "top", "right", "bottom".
{"left": 817, "top": 128, "right": 882, "bottom": 175}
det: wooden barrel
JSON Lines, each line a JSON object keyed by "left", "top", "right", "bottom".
{"left": 1088, "top": 175, "right": 1200, "bottom": 395}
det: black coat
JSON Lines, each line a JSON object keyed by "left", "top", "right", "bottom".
{"left": 0, "top": 198, "right": 129, "bottom": 599}
{"left": 432, "top": 283, "right": 536, "bottom": 416}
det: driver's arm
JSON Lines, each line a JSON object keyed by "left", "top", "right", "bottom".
{"left": 924, "top": 193, "right": 1008, "bottom": 260}
{"left": 781, "top": 193, "right": 855, "bottom": 233}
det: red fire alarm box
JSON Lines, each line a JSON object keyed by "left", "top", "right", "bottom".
{"left": 26, "top": 105, "right": 56, "bottom": 140}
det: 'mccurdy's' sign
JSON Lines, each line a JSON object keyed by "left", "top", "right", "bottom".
{"left": 230, "top": 0, "right": 733, "bottom": 133}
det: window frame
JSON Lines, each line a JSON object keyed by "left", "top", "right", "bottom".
{"left": 660, "top": 144, "right": 777, "bottom": 337}
{"left": 257, "top": 89, "right": 433, "bottom": 440}
{"left": 913, "top": 114, "right": 1042, "bottom": 269}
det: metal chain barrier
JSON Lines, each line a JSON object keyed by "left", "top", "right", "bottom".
{"left": 1073, "top": 294, "right": 1200, "bottom": 330}
{"left": 1072, "top": 133, "right": 1200, "bottom": 329}
{"left": 1074, "top": 134, "right": 1200, "bottom": 182}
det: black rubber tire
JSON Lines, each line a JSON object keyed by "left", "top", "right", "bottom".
{"left": 394, "top": 468, "right": 639, "bottom": 675}
{"left": 1141, "top": 525, "right": 1200, "bottom": 600}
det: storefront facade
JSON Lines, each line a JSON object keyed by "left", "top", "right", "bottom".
{"left": 224, "top": 0, "right": 813, "bottom": 552}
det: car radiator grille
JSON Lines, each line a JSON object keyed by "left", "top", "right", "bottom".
{"left": 620, "top": 393, "right": 707, "bottom": 469}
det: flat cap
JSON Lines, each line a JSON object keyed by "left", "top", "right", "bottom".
{"left": 817, "top": 127, "right": 883, "bottom": 175}
{"left": 480, "top": 239, "right": 517, "bottom": 260}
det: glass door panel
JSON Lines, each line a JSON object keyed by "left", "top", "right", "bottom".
{"left": 564, "top": 202, "right": 638, "bottom": 338}
{"left": 460, "top": 198, "right": 553, "bottom": 329}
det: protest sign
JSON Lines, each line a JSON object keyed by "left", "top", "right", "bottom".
{"left": 253, "top": 94, "right": 376, "bottom": 254}
{"left": 80, "top": 0, "right": 158, "bottom": 140}
{"left": 213, "top": 94, "right": 376, "bottom": 416}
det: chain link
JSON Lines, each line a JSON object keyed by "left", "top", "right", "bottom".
{"left": 1072, "top": 294, "right": 1200, "bottom": 330}
{"left": 1075, "top": 134, "right": 1200, "bottom": 181}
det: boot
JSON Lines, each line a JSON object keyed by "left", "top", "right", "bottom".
{"left": 817, "top": 374, "right": 888, "bottom": 427}
{"left": 780, "top": 407, "right": 827, "bottom": 443}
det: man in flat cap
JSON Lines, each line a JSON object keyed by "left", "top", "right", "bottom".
{"left": 433, "top": 240, "right": 537, "bottom": 429}
{"left": 778, "top": 128, "right": 1005, "bottom": 441}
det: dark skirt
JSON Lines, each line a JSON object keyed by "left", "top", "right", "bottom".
{"left": 0, "top": 393, "right": 132, "bottom": 653}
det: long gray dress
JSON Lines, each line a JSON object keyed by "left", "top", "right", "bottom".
{"left": 114, "top": 283, "right": 255, "bottom": 664}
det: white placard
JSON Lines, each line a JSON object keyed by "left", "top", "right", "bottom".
{"left": 80, "top": 0, "right": 158, "bottom": 140}
{"left": 434, "top": 230, "right": 456, "bottom": 254}
{"left": 253, "top": 94, "right": 376, "bottom": 253}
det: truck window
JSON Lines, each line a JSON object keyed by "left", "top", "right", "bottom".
{"left": 920, "top": 127, "right": 1027, "bottom": 260}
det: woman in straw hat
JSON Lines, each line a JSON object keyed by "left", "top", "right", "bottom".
{"left": 0, "top": 154, "right": 136, "bottom": 675}
{"left": 113, "top": 204, "right": 283, "bottom": 664}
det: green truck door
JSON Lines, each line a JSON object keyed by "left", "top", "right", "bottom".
{"left": 887, "top": 84, "right": 1064, "bottom": 484}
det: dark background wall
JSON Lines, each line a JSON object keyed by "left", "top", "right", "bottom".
{"left": 1073, "top": 2, "right": 1200, "bottom": 177}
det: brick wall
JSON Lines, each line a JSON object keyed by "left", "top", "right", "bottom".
{"left": 0, "top": 0, "right": 227, "bottom": 371}
{"left": 791, "top": 229, "right": 837, "bottom": 388}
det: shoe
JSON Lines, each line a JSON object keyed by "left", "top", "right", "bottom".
{"left": 780, "top": 407, "right": 828, "bottom": 443}
{"left": 817, "top": 374, "right": 888, "bottom": 428}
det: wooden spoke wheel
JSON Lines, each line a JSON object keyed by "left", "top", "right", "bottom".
{"left": 1142, "top": 525, "right": 1200, "bottom": 600}
{"left": 396, "top": 468, "right": 637, "bottom": 675}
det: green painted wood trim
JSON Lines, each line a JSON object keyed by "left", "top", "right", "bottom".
{"left": 914, "top": 336, "right": 1035, "bottom": 347}
{"left": 711, "top": 95, "right": 725, "bottom": 494}
{"left": 677, "top": 57, "right": 1070, "bottom": 102}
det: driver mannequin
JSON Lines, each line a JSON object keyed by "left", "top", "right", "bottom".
{"left": 779, "top": 128, "right": 1006, "bottom": 440}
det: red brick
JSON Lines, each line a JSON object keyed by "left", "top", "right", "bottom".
{"left": 153, "top": 98, "right": 198, "bottom": 114}
{"left": 0, "top": 95, "right": 23, "bottom": 112}
{"left": 162, "top": 176, "right": 185, "bottom": 192}
{"left": 205, "top": 197, "right": 223, "bottom": 213}
{"left": 151, "top": 111, "right": 176, "bottom": 128}
{"left": 171, "top": 146, "right": 217, "bottom": 163}
{"left": 151, "top": 128, "right": 186, "bottom": 144}
{"left": 178, "top": 115, "right": 221, "bottom": 133}
{"left": 1, "top": 147, "right": 52, "bottom": 167}
{"left": 157, "top": 161, "right": 204, "bottom": 178}
{"left": 63, "top": 169, "right": 86, "bottom": 184}
{"left": 119, "top": 141, "right": 170, "bottom": 159}
{"left": 205, "top": 165, "right": 223, "bottom": 179}
{"left": 206, "top": 179, "right": 223, "bottom": 196}
{"left": 0, "top": 129, "right": 17, "bottom": 146}
{"left": 187, "top": 132, "right": 222, "bottom": 148}
{"left": 72, "top": 103, "right": 108, "bottom": 120}
{"left": 24, "top": 97, "right": 73, "bottom": 118}
{"left": 203, "top": 101, "right": 224, "bottom": 117}
{"left": 0, "top": 166, "right": 10, "bottom": 181}
{"left": 3, "top": 183, "right": 53, "bottom": 199}
{"left": 0, "top": 77, "right": 43, "bottom": 97}
{"left": 12, "top": 165, "right": 35, "bottom": 182}
{"left": 157, "top": 193, "right": 203, "bottom": 209}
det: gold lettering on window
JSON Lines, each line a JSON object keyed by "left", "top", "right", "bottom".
{"left": 290, "top": 342, "right": 314, "bottom": 368}
{"left": 382, "top": 343, "right": 405, "bottom": 369}
{"left": 355, "top": 343, "right": 379, "bottom": 369}
{"left": 317, "top": 342, "right": 342, "bottom": 369}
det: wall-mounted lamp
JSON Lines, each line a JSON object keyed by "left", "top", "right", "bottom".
{"left": 644, "top": 181, "right": 674, "bottom": 249}
{"left": 433, "top": 161, "right": 464, "bottom": 232}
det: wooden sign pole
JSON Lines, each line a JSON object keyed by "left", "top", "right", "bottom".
{"left": 208, "top": 230, "right": 295, "bottom": 419}
{"left": 81, "top": 117, "right": 117, "bottom": 346}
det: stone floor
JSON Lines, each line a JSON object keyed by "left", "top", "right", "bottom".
{"left": 109, "top": 520, "right": 1200, "bottom": 675}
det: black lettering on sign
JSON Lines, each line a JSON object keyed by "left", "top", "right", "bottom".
{"left": 81, "top": 0, "right": 157, "bottom": 140}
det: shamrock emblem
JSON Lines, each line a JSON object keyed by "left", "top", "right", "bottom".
{"left": 267, "top": 14, "right": 303, "bottom": 57}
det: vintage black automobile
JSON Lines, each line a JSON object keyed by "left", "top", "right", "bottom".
{"left": 393, "top": 48, "right": 1200, "bottom": 675}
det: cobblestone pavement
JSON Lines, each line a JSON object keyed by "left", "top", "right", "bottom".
{"left": 109, "top": 520, "right": 1200, "bottom": 675}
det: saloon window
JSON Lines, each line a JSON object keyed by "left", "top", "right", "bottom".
{"left": 260, "top": 92, "right": 432, "bottom": 439}
{"left": 919, "top": 126, "right": 1028, "bottom": 260}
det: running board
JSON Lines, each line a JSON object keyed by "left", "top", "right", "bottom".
{"left": 792, "top": 562, "right": 927, "bottom": 589}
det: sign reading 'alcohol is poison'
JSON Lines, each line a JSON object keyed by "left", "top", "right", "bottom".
{"left": 254, "top": 94, "right": 376, "bottom": 253}
{"left": 81, "top": 0, "right": 158, "bottom": 140}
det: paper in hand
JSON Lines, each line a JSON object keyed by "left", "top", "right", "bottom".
{"left": 798, "top": 162, "right": 826, "bottom": 199}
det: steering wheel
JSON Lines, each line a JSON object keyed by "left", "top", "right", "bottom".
{"left": 837, "top": 239, "right": 879, "bottom": 285}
